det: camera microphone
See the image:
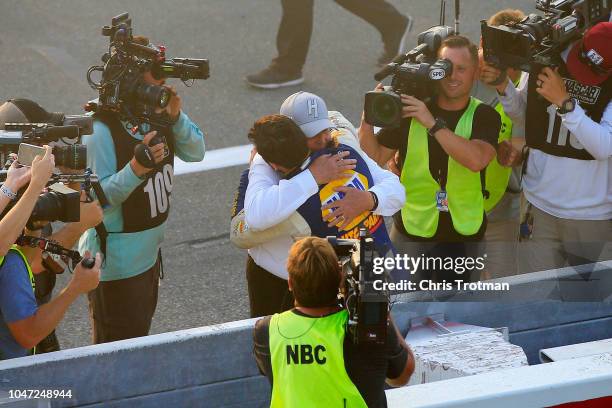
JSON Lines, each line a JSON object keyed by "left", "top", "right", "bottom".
{"left": 374, "top": 54, "right": 407, "bottom": 81}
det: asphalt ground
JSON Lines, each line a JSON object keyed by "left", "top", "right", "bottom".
{"left": 0, "top": 0, "right": 532, "bottom": 349}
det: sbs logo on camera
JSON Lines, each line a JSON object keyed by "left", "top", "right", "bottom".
{"left": 429, "top": 69, "right": 446, "bottom": 80}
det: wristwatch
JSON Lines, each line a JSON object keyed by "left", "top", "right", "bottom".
{"left": 427, "top": 118, "right": 447, "bottom": 137}
{"left": 556, "top": 98, "right": 576, "bottom": 115}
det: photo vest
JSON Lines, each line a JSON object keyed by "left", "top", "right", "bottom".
{"left": 526, "top": 61, "right": 611, "bottom": 160}
{"left": 94, "top": 113, "right": 175, "bottom": 232}
{"left": 269, "top": 310, "right": 367, "bottom": 408}
{"left": 292, "top": 144, "right": 393, "bottom": 256}
{"left": 400, "top": 97, "right": 485, "bottom": 237}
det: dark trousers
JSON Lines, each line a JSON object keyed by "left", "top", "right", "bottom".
{"left": 273, "top": 0, "right": 407, "bottom": 71}
{"left": 88, "top": 257, "right": 161, "bottom": 344}
{"left": 246, "top": 255, "right": 294, "bottom": 318}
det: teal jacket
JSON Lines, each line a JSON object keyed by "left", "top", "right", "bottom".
{"left": 78, "top": 111, "right": 205, "bottom": 281}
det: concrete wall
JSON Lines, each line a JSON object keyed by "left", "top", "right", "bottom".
{"left": 0, "top": 262, "right": 609, "bottom": 407}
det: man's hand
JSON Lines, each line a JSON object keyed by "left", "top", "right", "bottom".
{"left": 4, "top": 157, "right": 31, "bottom": 191}
{"left": 130, "top": 130, "right": 167, "bottom": 177}
{"left": 401, "top": 95, "right": 435, "bottom": 129}
{"left": 480, "top": 62, "right": 509, "bottom": 92}
{"left": 78, "top": 191, "right": 104, "bottom": 230}
{"left": 309, "top": 151, "right": 356, "bottom": 185}
{"left": 321, "top": 187, "right": 374, "bottom": 230}
{"left": 536, "top": 67, "right": 570, "bottom": 107}
{"left": 30, "top": 145, "right": 55, "bottom": 190}
{"left": 69, "top": 252, "right": 101, "bottom": 294}
{"left": 159, "top": 85, "right": 181, "bottom": 122}
{"left": 497, "top": 140, "right": 522, "bottom": 167}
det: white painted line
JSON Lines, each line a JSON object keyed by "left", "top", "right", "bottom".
{"left": 174, "top": 144, "right": 252, "bottom": 175}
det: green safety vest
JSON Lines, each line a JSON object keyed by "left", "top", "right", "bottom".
{"left": 269, "top": 309, "right": 367, "bottom": 408}
{"left": 0, "top": 246, "right": 36, "bottom": 355}
{"left": 400, "top": 97, "right": 484, "bottom": 237}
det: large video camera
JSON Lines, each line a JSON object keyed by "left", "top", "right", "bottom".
{"left": 86, "top": 13, "right": 210, "bottom": 130}
{"left": 482, "top": 0, "right": 610, "bottom": 72}
{"left": 328, "top": 228, "right": 389, "bottom": 345}
{"left": 364, "top": 1, "right": 456, "bottom": 129}
{"left": 0, "top": 114, "right": 93, "bottom": 169}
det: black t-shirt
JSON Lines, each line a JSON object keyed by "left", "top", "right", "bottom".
{"left": 377, "top": 99, "right": 501, "bottom": 241}
{"left": 253, "top": 309, "right": 408, "bottom": 408}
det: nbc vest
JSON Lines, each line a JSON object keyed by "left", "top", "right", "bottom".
{"left": 400, "top": 97, "right": 484, "bottom": 237}
{"left": 269, "top": 310, "right": 367, "bottom": 408}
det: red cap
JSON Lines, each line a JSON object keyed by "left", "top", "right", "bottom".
{"left": 566, "top": 22, "right": 612, "bottom": 86}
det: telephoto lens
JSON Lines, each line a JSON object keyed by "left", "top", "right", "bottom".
{"left": 134, "top": 82, "right": 171, "bottom": 109}
{"left": 53, "top": 145, "right": 87, "bottom": 170}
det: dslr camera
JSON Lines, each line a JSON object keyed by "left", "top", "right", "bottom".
{"left": 86, "top": 13, "right": 209, "bottom": 129}
{"left": 364, "top": 26, "right": 454, "bottom": 128}
{"left": 328, "top": 228, "right": 389, "bottom": 345}
{"left": 481, "top": 0, "right": 610, "bottom": 72}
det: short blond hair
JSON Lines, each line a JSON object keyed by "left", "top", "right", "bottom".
{"left": 287, "top": 237, "right": 340, "bottom": 308}
{"left": 488, "top": 9, "right": 526, "bottom": 27}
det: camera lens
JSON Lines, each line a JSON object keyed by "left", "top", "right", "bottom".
{"left": 134, "top": 83, "right": 171, "bottom": 109}
{"left": 371, "top": 94, "right": 402, "bottom": 127}
{"left": 30, "top": 192, "right": 64, "bottom": 223}
{"left": 53, "top": 145, "right": 87, "bottom": 170}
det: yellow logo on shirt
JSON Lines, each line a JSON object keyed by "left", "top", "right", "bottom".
{"left": 320, "top": 171, "right": 370, "bottom": 231}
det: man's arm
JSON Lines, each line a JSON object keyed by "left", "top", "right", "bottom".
{"left": 171, "top": 111, "right": 206, "bottom": 162}
{"left": 83, "top": 121, "right": 144, "bottom": 207}
{"left": 49, "top": 198, "right": 104, "bottom": 249}
{"left": 6, "top": 253, "right": 101, "bottom": 349}
{"left": 562, "top": 101, "right": 612, "bottom": 159}
{"left": 385, "top": 319, "right": 415, "bottom": 387}
{"left": 403, "top": 95, "right": 499, "bottom": 172}
{"left": 244, "top": 155, "right": 318, "bottom": 231}
{"left": 433, "top": 130, "right": 497, "bottom": 172}
{"left": 480, "top": 63, "right": 529, "bottom": 123}
{"left": 245, "top": 153, "right": 355, "bottom": 231}
{"left": 252, "top": 317, "right": 273, "bottom": 385}
{"left": 358, "top": 115, "right": 397, "bottom": 166}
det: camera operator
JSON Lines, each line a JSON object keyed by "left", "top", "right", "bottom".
{"left": 473, "top": 9, "right": 529, "bottom": 279}
{"left": 1, "top": 98, "right": 105, "bottom": 352}
{"left": 0, "top": 151, "right": 102, "bottom": 358}
{"left": 80, "top": 34, "right": 205, "bottom": 344}
{"left": 242, "top": 92, "right": 404, "bottom": 317}
{"left": 253, "top": 236, "right": 414, "bottom": 408}
{"left": 481, "top": 22, "right": 612, "bottom": 272}
{"left": 360, "top": 35, "right": 501, "bottom": 283}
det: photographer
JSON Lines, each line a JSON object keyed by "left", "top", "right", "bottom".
{"left": 360, "top": 35, "right": 501, "bottom": 283}
{"left": 0, "top": 243, "right": 101, "bottom": 359}
{"left": 243, "top": 92, "right": 404, "bottom": 317}
{"left": 474, "top": 9, "right": 529, "bottom": 279}
{"left": 482, "top": 22, "right": 612, "bottom": 272}
{"left": 80, "top": 34, "right": 205, "bottom": 344}
{"left": 253, "top": 237, "right": 414, "bottom": 408}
